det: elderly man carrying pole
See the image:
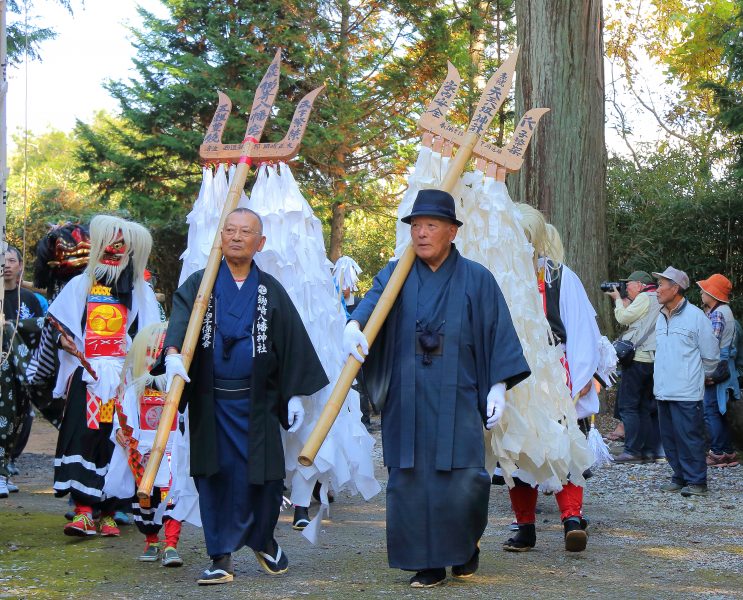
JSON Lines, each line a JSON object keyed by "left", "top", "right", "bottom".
{"left": 345, "top": 190, "right": 530, "bottom": 588}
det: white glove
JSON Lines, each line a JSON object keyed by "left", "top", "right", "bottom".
{"left": 343, "top": 321, "right": 369, "bottom": 363}
{"left": 287, "top": 396, "right": 305, "bottom": 433}
{"left": 164, "top": 353, "right": 191, "bottom": 393}
{"left": 485, "top": 382, "right": 506, "bottom": 429}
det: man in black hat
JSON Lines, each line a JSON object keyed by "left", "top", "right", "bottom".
{"left": 344, "top": 189, "right": 530, "bottom": 588}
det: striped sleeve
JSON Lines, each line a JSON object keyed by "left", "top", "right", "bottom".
{"left": 26, "top": 321, "right": 59, "bottom": 386}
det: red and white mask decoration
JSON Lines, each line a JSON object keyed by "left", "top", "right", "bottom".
{"left": 85, "top": 215, "right": 152, "bottom": 288}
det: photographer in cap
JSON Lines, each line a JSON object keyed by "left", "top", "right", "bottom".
{"left": 605, "top": 270, "right": 663, "bottom": 463}
{"left": 653, "top": 266, "right": 719, "bottom": 497}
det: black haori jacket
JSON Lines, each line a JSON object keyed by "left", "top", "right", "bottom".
{"left": 163, "top": 264, "right": 329, "bottom": 484}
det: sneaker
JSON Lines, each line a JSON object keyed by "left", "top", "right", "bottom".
{"left": 724, "top": 453, "right": 739, "bottom": 467}
{"left": 7, "top": 461, "right": 19, "bottom": 476}
{"left": 99, "top": 515, "right": 121, "bottom": 537}
{"left": 254, "top": 541, "right": 289, "bottom": 575}
{"left": 706, "top": 452, "right": 729, "bottom": 467}
{"left": 409, "top": 568, "right": 446, "bottom": 588}
{"left": 292, "top": 506, "right": 310, "bottom": 531}
{"left": 161, "top": 546, "right": 183, "bottom": 568}
{"left": 680, "top": 484, "right": 708, "bottom": 497}
{"left": 0, "top": 476, "right": 8, "bottom": 498}
{"left": 6, "top": 480, "right": 18, "bottom": 493}
{"left": 644, "top": 455, "right": 667, "bottom": 464}
{"left": 503, "top": 524, "right": 536, "bottom": 552}
{"left": 114, "top": 511, "right": 132, "bottom": 525}
{"left": 613, "top": 452, "right": 645, "bottom": 464}
{"left": 139, "top": 543, "right": 162, "bottom": 562}
{"left": 563, "top": 517, "right": 588, "bottom": 552}
{"left": 197, "top": 554, "right": 234, "bottom": 585}
{"left": 64, "top": 513, "right": 97, "bottom": 537}
{"left": 660, "top": 482, "right": 683, "bottom": 493}
{"left": 452, "top": 544, "right": 480, "bottom": 578}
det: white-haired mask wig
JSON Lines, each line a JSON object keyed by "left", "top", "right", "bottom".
{"left": 545, "top": 224, "right": 565, "bottom": 264}
{"left": 121, "top": 321, "right": 168, "bottom": 397}
{"left": 86, "top": 215, "right": 152, "bottom": 286}
{"left": 516, "top": 203, "right": 549, "bottom": 262}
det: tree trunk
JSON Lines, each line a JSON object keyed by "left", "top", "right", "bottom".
{"left": 328, "top": 0, "right": 351, "bottom": 263}
{"left": 329, "top": 198, "right": 346, "bottom": 262}
{"left": 511, "top": 1, "right": 611, "bottom": 330}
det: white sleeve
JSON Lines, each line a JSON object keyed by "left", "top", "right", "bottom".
{"left": 559, "top": 265, "right": 601, "bottom": 397}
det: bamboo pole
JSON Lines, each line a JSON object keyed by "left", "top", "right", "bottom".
{"left": 137, "top": 151, "right": 253, "bottom": 499}
{"left": 298, "top": 130, "right": 480, "bottom": 466}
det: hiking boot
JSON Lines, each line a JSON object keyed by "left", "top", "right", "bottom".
{"left": 660, "top": 482, "right": 683, "bottom": 493}
{"left": 452, "top": 544, "right": 480, "bottom": 578}
{"left": 139, "top": 543, "right": 162, "bottom": 562}
{"left": 680, "top": 484, "right": 708, "bottom": 497}
{"left": 197, "top": 554, "right": 234, "bottom": 585}
{"left": 99, "top": 515, "right": 121, "bottom": 537}
{"left": 503, "top": 523, "right": 536, "bottom": 552}
{"left": 64, "top": 513, "right": 97, "bottom": 537}
{"left": 706, "top": 452, "right": 729, "bottom": 467}
{"left": 162, "top": 546, "right": 183, "bottom": 567}
{"left": 563, "top": 517, "right": 588, "bottom": 552}
{"left": 254, "top": 540, "right": 289, "bottom": 575}
{"left": 724, "top": 453, "right": 739, "bottom": 467}
{"left": 292, "top": 506, "right": 310, "bottom": 530}
{"left": 409, "top": 568, "right": 446, "bottom": 588}
{"left": 0, "top": 476, "right": 8, "bottom": 498}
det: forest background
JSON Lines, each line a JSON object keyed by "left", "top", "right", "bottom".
{"left": 5, "top": 0, "right": 743, "bottom": 327}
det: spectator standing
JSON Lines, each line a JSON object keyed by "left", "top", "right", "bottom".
{"left": 0, "top": 246, "right": 43, "bottom": 497}
{"left": 697, "top": 274, "right": 740, "bottom": 467}
{"left": 606, "top": 271, "right": 664, "bottom": 463}
{"left": 653, "top": 267, "right": 719, "bottom": 497}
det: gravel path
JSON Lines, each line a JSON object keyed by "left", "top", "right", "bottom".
{"left": 1, "top": 419, "right": 742, "bottom": 599}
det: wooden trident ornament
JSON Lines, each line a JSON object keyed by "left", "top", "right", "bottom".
{"left": 299, "top": 47, "right": 547, "bottom": 467}
{"left": 137, "top": 50, "right": 324, "bottom": 500}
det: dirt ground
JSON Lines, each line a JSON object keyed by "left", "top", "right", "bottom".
{"left": 1, "top": 417, "right": 742, "bottom": 600}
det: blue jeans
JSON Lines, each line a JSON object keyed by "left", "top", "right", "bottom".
{"left": 703, "top": 385, "right": 734, "bottom": 454}
{"left": 657, "top": 400, "right": 707, "bottom": 486}
{"left": 618, "top": 360, "right": 663, "bottom": 458}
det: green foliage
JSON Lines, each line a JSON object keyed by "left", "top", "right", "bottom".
{"left": 607, "top": 150, "right": 743, "bottom": 315}
{"left": 6, "top": 1, "right": 74, "bottom": 64}
{"left": 6, "top": 128, "right": 99, "bottom": 269}
{"left": 700, "top": 1, "right": 743, "bottom": 173}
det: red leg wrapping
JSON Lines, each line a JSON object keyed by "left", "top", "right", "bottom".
{"left": 145, "top": 532, "right": 160, "bottom": 544}
{"left": 164, "top": 518, "right": 182, "bottom": 549}
{"left": 555, "top": 482, "right": 584, "bottom": 521}
{"left": 74, "top": 503, "right": 93, "bottom": 516}
{"left": 508, "top": 485, "right": 538, "bottom": 524}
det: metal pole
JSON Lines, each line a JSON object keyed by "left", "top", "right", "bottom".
{"left": 0, "top": 0, "right": 8, "bottom": 354}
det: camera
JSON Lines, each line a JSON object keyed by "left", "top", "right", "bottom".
{"left": 600, "top": 281, "right": 627, "bottom": 298}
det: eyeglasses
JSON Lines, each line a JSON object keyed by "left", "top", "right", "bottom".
{"left": 222, "top": 227, "right": 263, "bottom": 239}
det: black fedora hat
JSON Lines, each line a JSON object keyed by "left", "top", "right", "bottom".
{"left": 401, "top": 189, "right": 463, "bottom": 227}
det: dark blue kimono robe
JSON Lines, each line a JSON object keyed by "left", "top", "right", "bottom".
{"left": 352, "top": 246, "right": 530, "bottom": 570}
{"left": 164, "top": 260, "right": 328, "bottom": 556}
